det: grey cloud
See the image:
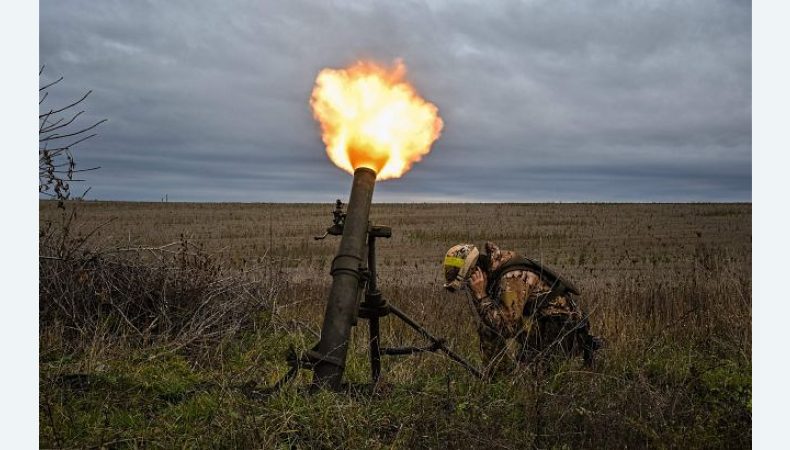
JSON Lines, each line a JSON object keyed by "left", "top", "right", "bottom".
{"left": 40, "top": 0, "right": 751, "bottom": 202}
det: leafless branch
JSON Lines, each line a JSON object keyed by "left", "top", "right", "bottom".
{"left": 39, "top": 90, "right": 92, "bottom": 118}
{"left": 39, "top": 67, "right": 106, "bottom": 206}
{"left": 40, "top": 119, "right": 107, "bottom": 142}
{"left": 39, "top": 76, "right": 63, "bottom": 92}
{"left": 40, "top": 110, "right": 83, "bottom": 133}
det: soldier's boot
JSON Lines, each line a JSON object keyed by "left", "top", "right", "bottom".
{"left": 582, "top": 334, "right": 604, "bottom": 367}
{"left": 478, "top": 325, "right": 510, "bottom": 380}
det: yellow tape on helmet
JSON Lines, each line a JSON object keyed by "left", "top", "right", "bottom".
{"left": 443, "top": 256, "right": 466, "bottom": 268}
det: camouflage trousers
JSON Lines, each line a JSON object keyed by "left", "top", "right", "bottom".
{"left": 477, "top": 314, "right": 598, "bottom": 378}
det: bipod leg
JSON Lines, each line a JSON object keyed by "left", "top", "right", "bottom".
{"left": 359, "top": 294, "right": 387, "bottom": 383}
{"left": 361, "top": 225, "right": 389, "bottom": 384}
{"left": 369, "top": 316, "right": 382, "bottom": 383}
{"left": 387, "top": 303, "right": 483, "bottom": 379}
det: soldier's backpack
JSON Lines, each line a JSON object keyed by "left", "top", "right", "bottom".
{"left": 486, "top": 255, "right": 602, "bottom": 365}
{"left": 485, "top": 255, "right": 580, "bottom": 316}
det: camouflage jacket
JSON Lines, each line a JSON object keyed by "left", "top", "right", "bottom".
{"left": 472, "top": 242, "right": 581, "bottom": 338}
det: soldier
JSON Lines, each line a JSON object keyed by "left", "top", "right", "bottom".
{"left": 443, "top": 242, "right": 600, "bottom": 376}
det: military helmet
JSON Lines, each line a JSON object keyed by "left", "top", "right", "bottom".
{"left": 443, "top": 244, "right": 480, "bottom": 292}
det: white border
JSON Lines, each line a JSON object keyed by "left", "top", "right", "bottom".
{"left": 0, "top": 0, "right": 39, "bottom": 448}
{"left": 753, "top": 1, "right": 790, "bottom": 447}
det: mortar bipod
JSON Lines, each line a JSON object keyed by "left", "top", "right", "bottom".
{"left": 356, "top": 224, "right": 482, "bottom": 382}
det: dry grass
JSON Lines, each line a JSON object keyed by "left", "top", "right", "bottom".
{"left": 39, "top": 200, "right": 751, "bottom": 448}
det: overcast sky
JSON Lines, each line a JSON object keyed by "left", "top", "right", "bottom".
{"left": 39, "top": 0, "right": 751, "bottom": 202}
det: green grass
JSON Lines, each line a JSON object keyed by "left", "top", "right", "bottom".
{"left": 40, "top": 324, "right": 750, "bottom": 449}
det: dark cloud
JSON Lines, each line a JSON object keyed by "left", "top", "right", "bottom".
{"left": 40, "top": 0, "right": 751, "bottom": 202}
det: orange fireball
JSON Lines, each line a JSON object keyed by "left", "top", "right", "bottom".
{"left": 310, "top": 60, "right": 443, "bottom": 179}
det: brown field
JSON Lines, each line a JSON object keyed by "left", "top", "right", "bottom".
{"left": 39, "top": 201, "right": 751, "bottom": 448}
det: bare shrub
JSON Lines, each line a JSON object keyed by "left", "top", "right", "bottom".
{"left": 40, "top": 227, "right": 287, "bottom": 358}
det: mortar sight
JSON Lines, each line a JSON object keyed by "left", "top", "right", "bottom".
{"left": 313, "top": 199, "right": 346, "bottom": 240}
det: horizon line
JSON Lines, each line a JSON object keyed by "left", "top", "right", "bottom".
{"left": 39, "top": 198, "right": 753, "bottom": 205}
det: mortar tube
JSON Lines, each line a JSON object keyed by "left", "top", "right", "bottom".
{"left": 313, "top": 167, "right": 377, "bottom": 389}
